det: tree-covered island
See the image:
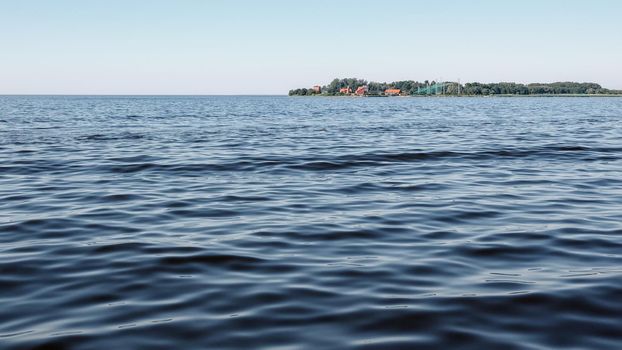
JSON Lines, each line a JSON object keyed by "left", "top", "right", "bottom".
{"left": 289, "top": 78, "right": 622, "bottom": 96}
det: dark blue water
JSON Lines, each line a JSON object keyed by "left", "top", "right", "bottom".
{"left": 1, "top": 96, "right": 622, "bottom": 349}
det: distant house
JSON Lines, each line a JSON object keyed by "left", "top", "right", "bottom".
{"left": 339, "top": 87, "right": 352, "bottom": 94}
{"left": 312, "top": 85, "right": 322, "bottom": 93}
{"left": 355, "top": 86, "right": 369, "bottom": 96}
{"left": 385, "top": 88, "right": 401, "bottom": 96}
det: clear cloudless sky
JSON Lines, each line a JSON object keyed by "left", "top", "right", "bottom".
{"left": 1, "top": 0, "right": 621, "bottom": 94}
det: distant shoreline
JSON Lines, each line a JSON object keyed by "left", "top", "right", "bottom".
{"left": 289, "top": 94, "right": 622, "bottom": 98}
{"left": 290, "top": 78, "right": 622, "bottom": 97}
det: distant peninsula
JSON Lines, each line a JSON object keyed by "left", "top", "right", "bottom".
{"left": 289, "top": 78, "right": 622, "bottom": 96}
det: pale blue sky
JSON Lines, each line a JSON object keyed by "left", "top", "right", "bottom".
{"left": 1, "top": 0, "right": 620, "bottom": 94}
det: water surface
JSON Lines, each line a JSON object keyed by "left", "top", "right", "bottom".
{"left": 1, "top": 96, "right": 622, "bottom": 349}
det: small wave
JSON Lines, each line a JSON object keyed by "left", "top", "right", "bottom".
{"left": 158, "top": 253, "right": 264, "bottom": 267}
{"left": 86, "top": 145, "right": 621, "bottom": 175}
{"left": 77, "top": 132, "right": 145, "bottom": 141}
{"left": 1, "top": 144, "right": 617, "bottom": 176}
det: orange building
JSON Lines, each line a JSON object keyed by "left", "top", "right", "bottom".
{"left": 355, "top": 86, "right": 368, "bottom": 96}
{"left": 312, "top": 85, "right": 322, "bottom": 93}
{"left": 339, "top": 87, "right": 352, "bottom": 94}
{"left": 385, "top": 88, "right": 401, "bottom": 96}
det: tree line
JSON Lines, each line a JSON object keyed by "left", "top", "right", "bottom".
{"left": 289, "top": 78, "right": 621, "bottom": 96}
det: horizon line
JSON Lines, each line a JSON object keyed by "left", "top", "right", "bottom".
{"left": 0, "top": 94, "right": 290, "bottom": 97}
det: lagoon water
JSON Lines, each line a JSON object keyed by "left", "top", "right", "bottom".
{"left": 1, "top": 95, "right": 622, "bottom": 349}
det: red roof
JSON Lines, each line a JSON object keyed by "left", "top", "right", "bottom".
{"left": 355, "top": 86, "right": 368, "bottom": 95}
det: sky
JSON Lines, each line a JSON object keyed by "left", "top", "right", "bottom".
{"left": 1, "top": 0, "right": 621, "bottom": 94}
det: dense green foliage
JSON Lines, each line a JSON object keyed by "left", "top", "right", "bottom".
{"left": 289, "top": 78, "right": 621, "bottom": 96}
{"left": 290, "top": 78, "right": 431, "bottom": 96}
{"left": 287, "top": 88, "right": 321, "bottom": 96}
{"left": 461, "top": 82, "right": 614, "bottom": 95}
